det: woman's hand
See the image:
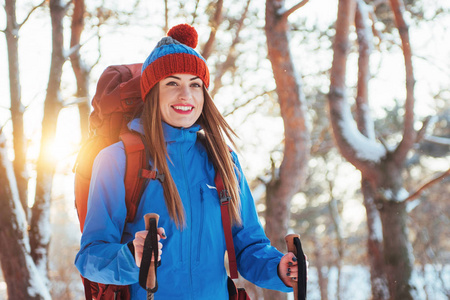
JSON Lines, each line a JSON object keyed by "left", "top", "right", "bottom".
{"left": 133, "top": 227, "right": 166, "bottom": 267}
{"left": 278, "top": 252, "right": 308, "bottom": 287}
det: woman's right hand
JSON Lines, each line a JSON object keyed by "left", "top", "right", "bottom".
{"left": 133, "top": 227, "right": 166, "bottom": 267}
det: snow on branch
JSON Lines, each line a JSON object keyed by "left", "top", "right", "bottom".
{"left": 339, "top": 101, "right": 386, "bottom": 163}
{"left": 424, "top": 135, "right": 450, "bottom": 146}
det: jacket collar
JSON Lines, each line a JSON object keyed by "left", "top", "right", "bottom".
{"left": 128, "top": 118, "right": 201, "bottom": 144}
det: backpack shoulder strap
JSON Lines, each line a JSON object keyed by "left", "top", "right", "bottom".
{"left": 120, "top": 131, "right": 154, "bottom": 223}
{"left": 215, "top": 170, "right": 239, "bottom": 279}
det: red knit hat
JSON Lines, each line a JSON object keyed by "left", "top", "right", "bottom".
{"left": 140, "top": 24, "right": 210, "bottom": 101}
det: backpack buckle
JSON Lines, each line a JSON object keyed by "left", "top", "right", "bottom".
{"left": 155, "top": 172, "right": 165, "bottom": 183}
{"left": 139, "top": 169, "right": 165, "bottom": 183}
{"left": 220, "top": 190, "right": 231, "bottom": 205}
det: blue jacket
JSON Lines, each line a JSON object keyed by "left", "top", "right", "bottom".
{"left": 75, "top": 119, "right": 292, "bottom": 299}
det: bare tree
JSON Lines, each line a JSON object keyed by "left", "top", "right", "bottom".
{"left": 0, "top": 130, "right": 51, "bottom": 299}
{"left": 3, "top": 0, "right": 27, "bottom": 216}
{"left": 264, "top": 0, "right": 310, "bottom": 299}
{"left": 29, "top": 0, "right": 69, "bottom": 286}
{"left": 327, "top": 0, "right": 450, "bottom": 298}
{"left": 2, "top": 0, "right": 45, "bottom": 219}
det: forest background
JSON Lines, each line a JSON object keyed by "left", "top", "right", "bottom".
{"left": 0, "top": 0, "right": 449, "bottom": 299}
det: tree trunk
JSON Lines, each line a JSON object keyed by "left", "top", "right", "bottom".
{"left": 378, "top": 198, "right": 415, "bottom": 299}
{"left": 5, "top": 0, "right": 28, "bottom": 218}
{"left": 375, "top": 159, "right": 417, "bottom": 299}
{"left": 265, "top": 0, "right": 310, "bottom": 299}
{"left": 313, "top": 236, "right": 328, "bottom": 300}
{"left": 0, "top": 131, "right": 51, "bottom": 300}
{"left": 70, "top": 0, "right": 90, "bottom": 142}
{"left": 29, "top": 0, "right": 66, "bottom": 285}
{"left": 329, "top": 197, "right": 343, "bottom": 300}
{"left": 361, "top": 179, "right": 390, "bottom": 300}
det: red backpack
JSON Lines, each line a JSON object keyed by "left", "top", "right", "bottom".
{"left": 74, "top": 63, "right": 159, "bottom": 300}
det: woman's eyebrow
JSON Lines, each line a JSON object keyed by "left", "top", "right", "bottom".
{"left": 190, "top": 76, "right": 200, "bottom": 81}
{"left": 167, "top": 75, "right": 181, "bottom": 80}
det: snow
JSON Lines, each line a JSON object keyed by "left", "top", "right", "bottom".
{"left": 298, "top": 265, "right": 450, "bottom": 300}
{"left": 25, "top": 255, "right": 51, "bottom": 300}
{"left": 339, "top": 101, "right": 386, "bottom": 163}
{"left": 369, "top": 208, "right": 383, "bottom": 242}
{"left": 382, "top": 188, "right": 410, "bottom": 202}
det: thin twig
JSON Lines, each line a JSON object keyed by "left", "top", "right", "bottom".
{"left": 223, "top": 89, "right": 275, "bottom": 117}
{"left": 415, "top": 116, "right": 432, "bottom": 143}
{"left": 404, "top": 168, "right": 450, "bottom": 202}
{"left": 18, "top": 0, "right": 46, "bottom": 29}
{"left": 282, "top": 0, "right": 310, "bottom": 20}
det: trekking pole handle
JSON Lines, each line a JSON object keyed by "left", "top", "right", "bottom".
{"left": 285, "top": 234, "right": 300, "bottom": 298}
{"left": 144, "top": 213, "right": 160, "bottom": 291}
{"left": 285, "top": 234, "right": 307, "bottom": 300}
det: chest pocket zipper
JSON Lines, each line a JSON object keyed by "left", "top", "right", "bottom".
{"left": 197, "top": 186, "right": 205, "bottom": 262}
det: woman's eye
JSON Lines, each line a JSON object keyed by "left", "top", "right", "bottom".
{"left": 191, "top": 82, "right": 201, "bottom": 88}
{"left": 166, "top": 81, "right": 178, "bottom": 86}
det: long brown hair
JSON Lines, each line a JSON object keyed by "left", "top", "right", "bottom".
{"left": 140, "top": 84, "right": 241, "bottom": 228}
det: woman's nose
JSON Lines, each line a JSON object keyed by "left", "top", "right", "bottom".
{"left": 178, "top": 85, "right": 191, "bottom": 100}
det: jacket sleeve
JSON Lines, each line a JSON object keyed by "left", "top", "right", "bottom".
{"left": 231, "top": 153, "right": 293, "bottom": 293}
{"left": 74, "top": 143, "right": 140, "bottom": 285}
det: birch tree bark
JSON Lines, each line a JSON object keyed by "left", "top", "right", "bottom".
{"left": 0, "top": 131, "right": 51, "bottom": 300}
{"left": 29, "top": 0, "right": 67, "bottom": 285}
{"left": 265, "top": 0, "right": 310, "bottom": 299}
{"left": 329, "top": 0, "right": 419, "bottom": 298}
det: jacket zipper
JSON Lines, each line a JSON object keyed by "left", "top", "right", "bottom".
{"left": 179, "top": 129, "right": 194, "bottom": 299}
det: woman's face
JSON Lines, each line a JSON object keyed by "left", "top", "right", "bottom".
{"left": 158, "top": 73, "right": 204, "bottom": 128}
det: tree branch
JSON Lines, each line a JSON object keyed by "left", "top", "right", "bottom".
{"left": 389, "top": 0, "right": 417, "bottom": 163}
{"left": 415, "top": 116, "right": 432, "bottom": 144}
{"left": 424, "top": 135, "right": 450, "bottom": 146}
{"left": 201, "top": 0, "right": 223, "bottom": 60}
{"left": 355, "top": 0, "right": 375, "bottom": 140}
{"left": 210, "top": 0, "right": 251, "bottom": 96}
{"left": 281, "top": 0, "right": 310, "bottom": 20}
{"left": 404, "top": 168, "right": 450, "bottom": 202}
{"left": 18, "top": 0, "right": 46, "bottom": 29}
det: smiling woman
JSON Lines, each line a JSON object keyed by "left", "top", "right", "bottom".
{"left": 75, "top": 24, "right": 298, "bottom": 300}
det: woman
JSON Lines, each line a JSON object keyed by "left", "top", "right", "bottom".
{"left": 75, "top": 24, "right": 300, "bottom": 299}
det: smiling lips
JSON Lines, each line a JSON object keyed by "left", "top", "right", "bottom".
{"left": 172, "top": 105, "right": 194, "bottom": 114}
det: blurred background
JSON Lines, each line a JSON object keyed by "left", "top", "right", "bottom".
{"left": 0, "top": 0, "right": 449, "bottom": 299}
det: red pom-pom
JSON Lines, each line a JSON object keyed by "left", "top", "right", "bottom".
{"left": 167, "top": 24, "right": 198, "bottom": 49}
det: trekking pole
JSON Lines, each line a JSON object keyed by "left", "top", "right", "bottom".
{"left": 139, "top": 213, "right": 160, "bottom": 300}
{"left": 285, "top": 234, "right": 307, "bottom": 300}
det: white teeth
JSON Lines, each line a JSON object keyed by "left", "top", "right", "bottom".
{"left": 173, "top": 106, "right": 193, "bottom": 111}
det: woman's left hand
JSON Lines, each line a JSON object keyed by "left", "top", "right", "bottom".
{"left": 278, "top": 252, "right": 308, "bottom": 287}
